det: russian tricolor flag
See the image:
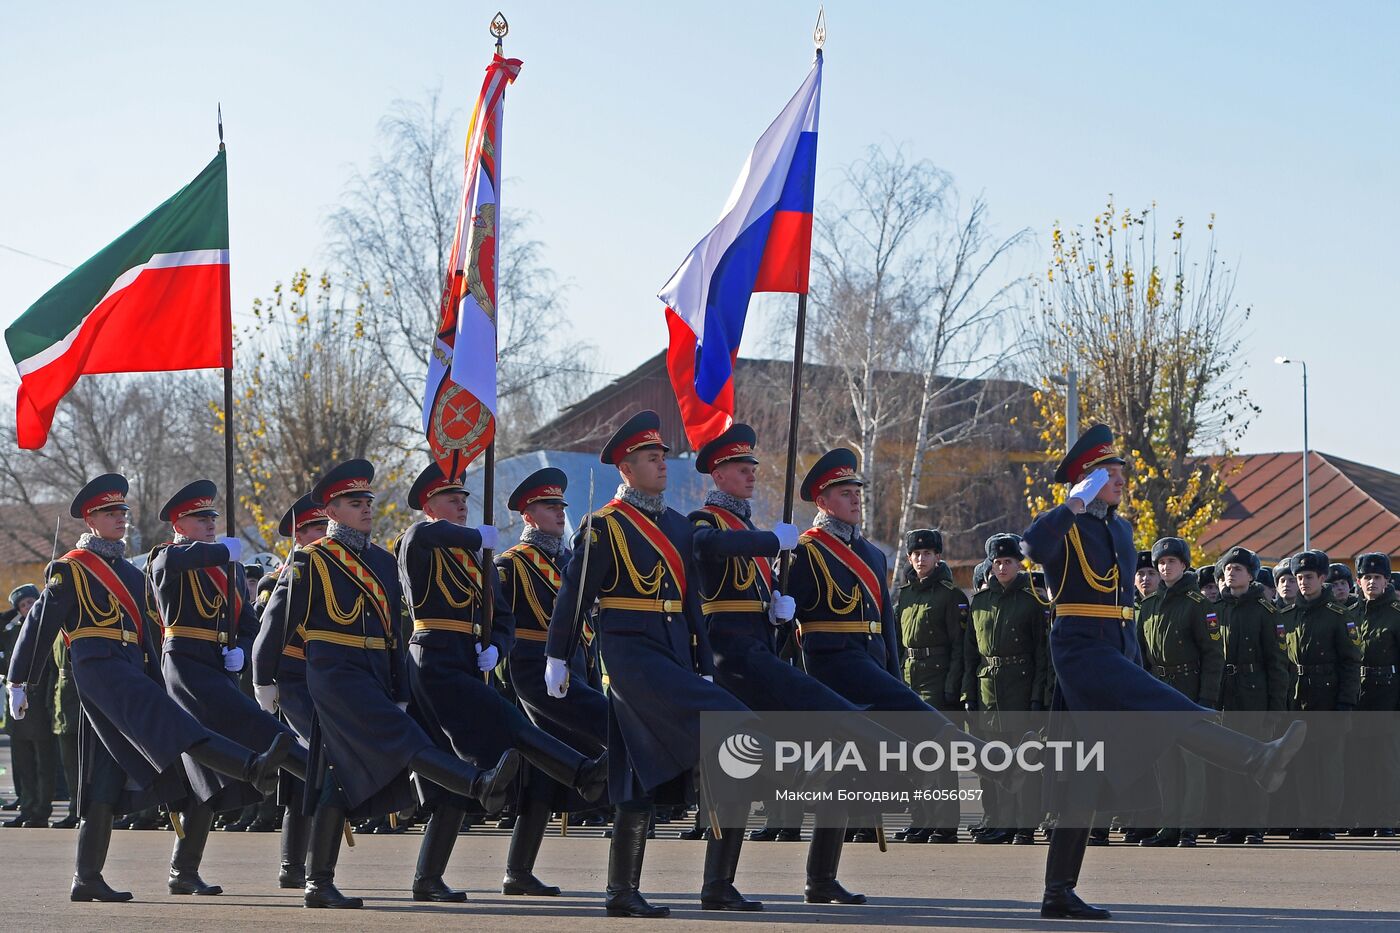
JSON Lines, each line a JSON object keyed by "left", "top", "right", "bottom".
{"left": 659, "top": 53, "right": 822, "bottom": 449}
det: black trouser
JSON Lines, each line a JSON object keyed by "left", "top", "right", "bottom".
{"left": 11, "top": 726, "right": 58, "bottom": 823}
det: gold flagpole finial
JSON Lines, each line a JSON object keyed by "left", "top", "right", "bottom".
{"left": 491, "top": 11, "right": 509, "bottom": 52}
{"left": 813, "top": 6, "right": 826, "bottom": 51}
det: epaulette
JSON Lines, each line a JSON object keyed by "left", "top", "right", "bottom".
{"left": 1260, "top": 598, "right": 1277, "bottom": 614}
{"left": 1390, "top": 602, "right": 1400, "bottom": 614}
{"left": 940, "top": 579, "right": 959, "bottom": 592}
{"left": 1186, "top": 590, "right": 1205, "bottom": 603}
{"left": 1327, "top": 603, "right": 1348, "bottom": 615}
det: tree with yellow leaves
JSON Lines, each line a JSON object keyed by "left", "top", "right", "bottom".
{"left": 1025, "top": 200, "right": 1255, "bottom": 556}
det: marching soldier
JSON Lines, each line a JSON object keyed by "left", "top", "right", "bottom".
{"left": 1213, "top": 546, "right": 1290, "bottom": 844}
{"left": 1022, "top": 426, "right": 1305, "bottom": 921}
{"left": 497, "top": 467, "right": 610, "bottom": 897}
{"left": 1136, "top": 537, "right": 1225, "bottom": 848}
{"left": 545, "top": 411, "right": 756, "bottom": 918}
{"left": 253, "top": 493, "right": 328, "bottom": 890}
{"left": 148, "top": 479, "right": 309, "bottom": 895}
{"left": 6, "top": 473, "right": 293, "bottom": 902}
{"left": 962, "top": 533, "right": 1049, "bottom": 846}
{"left": 251, "top": 460, "right": 519, "bottom": 909}
{"left": 895, "top": 527, "right": 965, "bottom": 843}
{"left": 688, "top": 424, "right": 885, "bottom": 908}
{"left": 1341, "top": 552, "right": 1400, "bottom": 835}
{"left": 398, "top": 462, "right": 607, "bottom": 902}
{"left": 1278, "top": 549, "right": 1361, "bottom": 840}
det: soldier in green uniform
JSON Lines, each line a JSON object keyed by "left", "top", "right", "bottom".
{"left": 1328, "top": 563, "right": 1358, "bottom": 609}
{"left": 4, "top": 584, "right": 58, "bottom": 828}
{"left": 1196, "top": 565, "right": 1220, "bottom": 603}
{"left": 895, "top": 528, "right": 966, "bottom": 843}
{"left": 1341, "top": 553, "right": 1400, "bottom": 835}
{"left": 1274, "top": 561, "right": 1298, "bottom": 609}
{"left": 51, "top": 632, "right": 81, "bottom": 828}
{"left": 962, "top": 534, "right": 1049, "bottom": 845}
{"left": 1212, "top": 546, "right": 1289, "bottom": 844}
{"left": 1280, "top": 549, "right": 1362, "bottom": 839}
{"left": 1136, "top": 537, "right": 1224, "bottom": 847}
{"left": 1256, "top": 566, "right": 1276, "bottom": 604}
{"left": 1134, "top": 551, "right": 1161, "bottom": 603}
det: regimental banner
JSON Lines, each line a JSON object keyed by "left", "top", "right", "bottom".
{"left": 423, "top": 53, "right": 522, "bottom": 477}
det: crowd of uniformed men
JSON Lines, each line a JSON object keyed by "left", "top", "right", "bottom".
{"left": 0, "top": 411, "right": 1392, "bottom": 917}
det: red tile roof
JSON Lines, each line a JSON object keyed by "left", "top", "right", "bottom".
{"left": 1200, "top": 452, "right": 1400, "bottom": 564}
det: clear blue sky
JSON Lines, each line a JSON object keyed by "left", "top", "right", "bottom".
{"left": 3, "top": 2, "right": 1397, "bottom": 468}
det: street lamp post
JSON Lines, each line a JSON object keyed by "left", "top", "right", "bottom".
{"left": 1275, "top": 356, "right": 1310, "bottom": 549}
{"left": 1050, "top": 369, "right": 1080, "bottom": 446}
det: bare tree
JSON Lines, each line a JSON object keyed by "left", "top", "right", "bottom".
{"left": 327, "top": 90, "right": 597, "bottom": 452}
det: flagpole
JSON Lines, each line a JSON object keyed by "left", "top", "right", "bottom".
{"left": 218, "top": 107, "right": 237, "bottom": 643}
{"left": 478, "top": 12, "right": 509, "bottom": 674}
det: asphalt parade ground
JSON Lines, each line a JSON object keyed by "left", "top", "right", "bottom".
{"left": 3, "top": 813, "right": 1399, "bottom": 931}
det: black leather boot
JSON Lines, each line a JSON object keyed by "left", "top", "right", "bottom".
{"left": 503, "top": 790, "right": 561, "bottom": 896}
{"left": 304, "top": 806, "right": 362, "bottom": 909}
{"left": 168, "top": 803, "right": 222, "bottom": 895}
{"left": 804, "top": 826, "right": 866, "bottom": 904}
{"left": 700, "top": 812, "right": 762, "bottom": 911}
{"left": 604, "top": 806, "right": 669, "bottom": 917}
{"left": 412, "top": 805, "right": 468, "bottom": 902}
{"left": 71, "top": 804, "right": 132, "bottom": 902}
{"left": 1040, "top": 827, "right": 1110, "bottom": 920}
{"left": 1177, "top": 718, "right": 1307, "bottom": 793}
{"left": 279, "top": 807, "right": 310, "bottom": 889}
{"left": 186, "top": 732, "right": 294, "bottom": 793}
{"left": 410, "top": 746, "right": 521, "bottom": 813}
{"left": 512, "top": 726, "right": 608, "bottom": 806}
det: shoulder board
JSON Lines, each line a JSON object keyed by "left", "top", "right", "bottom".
{"left": 47, "top": 559, "right": 72, "bottom": 588}
{"left": 940, "top": 579, "right": 958, "bottom": 591}
{"left": 1186, "top": 590, "right": 1205, "bottom": 602}
{"left": 595, "top": 505, "right": 616, "bottom": 518}
{"left": 1390, "top": 602, "right": 1400, "bottom": 614}
{"left": 1260, "top": 598, "right": 1277, "bottom": 613}
{"left": 1328, "top": 604, "right": 1348, "bottom": 615}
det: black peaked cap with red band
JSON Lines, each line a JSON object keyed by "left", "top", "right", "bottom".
{"left": 70, "top": 472, "right": 131, "bottom": 519}
{"left": 1053, "top": 423, "right": 1126, "bottom": 484}
{"left": 509, "top": 467, "right": 569, "bottom": 512}
{"left": 408, "top": 462, "right": 467, "bottom": 511}
{"left": 601, "top": 410, "right": 670, "bottom": 465}
{"left": 159, "top": 479, "right": 219, "bottom": 523}
{"left": 801, "top": 447, "right": 864, "bottom": 503}
{"left": 312, "top": 459, "right": 376, "bottom": 507}
{"left": 278, "top": 493, "right": 328, "bottom": 538}
{"left": 696, "top": 423, "right": 759, "bottom": 474}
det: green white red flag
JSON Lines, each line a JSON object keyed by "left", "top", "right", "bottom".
{"left": 6, "top": 151, "right": 231, "bottom": 449}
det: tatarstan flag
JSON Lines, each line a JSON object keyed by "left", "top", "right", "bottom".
{"left": 6, "top": 151, "right": 231, "bottom": 449}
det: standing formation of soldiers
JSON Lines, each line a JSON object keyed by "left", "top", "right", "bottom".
{"left": 0, "top": 413, "right": 1392, "bottom": 924}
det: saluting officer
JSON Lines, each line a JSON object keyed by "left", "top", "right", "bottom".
{"left": 545, "top": 411, "right": 756, "bottom": 919}
{"left": 149, "top": 479, "right": 308, "bottom": 896}
{"left": 1341, "top": 552, "right": 1400, "bottom": 835}
{"left": 6, "top": 473, "right": 292, "bottom": 903}
{"left": 1278, "top": 549, "right": 1361, "bottom": 840}
{"left": 896, "top": 527, "right": 966, "bottom": 843}
{"left": 1022, "top": 426, "right": 1306, "bottom": 921}
{"left": 253, "top": 493, "right": 328, "bottom": 890}
{"left": 1213, "top": 546, "right": 1290, "bottom": 844}
{"left": 398, "top": 462, "right": 607, "bottom": 903}
{"left": 252, "top": 460, "right": 519, "bottom": 909}
{"left": 497, "top": 467, "right": 610, "bottom": 897}
{"left": 1136, "top": 537, "right": 1225, "bottom": 848}
{"left": 962, "top": 533, "right": 1050, "bottom": 846}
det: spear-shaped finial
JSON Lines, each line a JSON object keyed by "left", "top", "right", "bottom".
{"left": 217, "top": 102, "right": 225, "bottom": 152}
{"left": 813, "top": 6, "right": 826, "bottom": 51}
{"left": 491, "top": 11, "right": 509, "bottom": 53}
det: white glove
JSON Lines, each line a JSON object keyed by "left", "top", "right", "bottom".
{"left": 7, "top": 683, "right": 26, "bottom": 720}
{"left": 1068, "top": 468, "right": 1109, "bottom": 511}
{"left": 217, "top": 536, "right": 244, "bottom": 562}
{"left": 770, "top": 590, "right": 796, "bottom": 624}
{"left": 222, "top": 645, "right": 245, "bottom": 672}
{"left": 545, "top": 656, "right": 570, "bottom": 698}
{"left": 476, "top": 643, "right": 499, "bottom": 672}
{"left": 702, "top": 674, "right": 714, "bottom": 683}
{"left": 254, "top": 683, "right": 279, "bottom": 714}
{"left": 475, "top": 525, "right": 500, "bottom": 552}
{"left": 773, "top": 522, "right": 800, "bottom": 550}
